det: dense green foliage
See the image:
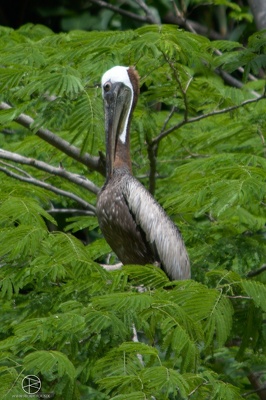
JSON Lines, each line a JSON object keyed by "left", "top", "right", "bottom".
{"left": 0, "top": 19, "right": 265, "bottom": 400}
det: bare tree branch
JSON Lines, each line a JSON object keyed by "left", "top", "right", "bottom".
{"left": 0, "top": 149, "right": 100, "bottom": 195}
{"left": 134, "top": 0, "right": 158, "bottom": 24}
{"left": 248, "top": 0, "right": 266, "bottom": 30}
{"left": 247, "top": 372, "right": 266, "bottom": 400}
{"left": 88, "top": 0, "right": 154, "bottom": 23}
{"left": 47, "top": 208, "right": 95, "bottom": 216}
{"left": 163, "top": 11, "right": 224, "bottom": 40}
{"left": 0, "top": 162, "right": 96, "bottom": 212}
{"left": 214, "top": 49, "right": 260, "bottom": 99}
{"left": 247, "top": 264, "right": 266, "bottom": 278}
{"left": 0, "top": 161, "right": 32, "bottom": 178}
{"left": 0, "top": 101, "right": 105, "bottom": 175}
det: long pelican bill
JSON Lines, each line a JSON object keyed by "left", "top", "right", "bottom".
{"left": 103, "top": 82, "right": 132, "bottom": 179}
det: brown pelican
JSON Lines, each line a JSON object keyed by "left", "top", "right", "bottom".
{"left": 96, "top": 66, "right": 190, "bottom": 280}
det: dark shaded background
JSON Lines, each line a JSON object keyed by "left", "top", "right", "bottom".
{"left": 0, "top": 0, "right": 93, "bottom": 32}
{"left": 0, "top": 0, "right": 257, "bottom": 40}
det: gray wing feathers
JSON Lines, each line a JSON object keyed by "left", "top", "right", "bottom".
{"left": 123, "top": 178, "right": 190, "bottom": 280}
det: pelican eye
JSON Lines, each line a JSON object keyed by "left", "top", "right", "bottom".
{"left": 103, "top": 82, "right": 111, "bottom": 92}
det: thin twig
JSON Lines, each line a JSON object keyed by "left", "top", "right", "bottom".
{"left": 188, "top": 379, "right": 208, "bottom": 398}
{"left": 171, "top": 0, "right": 197, "bottom": 34}
{"left": 146, "top": 105, "right": 177, "bottom": 193}
{"left": 132, "top": 323, "right": 145, "bottom": 366}
{"left": 164, "top": 55, "right": 192, "bottom": 122}
{"left": 184, "top": 148, "right": 210, "bottom": 159}
{"left": 0, "top": 149, "right": 100, "bottom": 194}
{"left": 258, "top": 128, "right": 265, "bottom": 145}
{"left": 47, "top": 208, "right": 95, "bottom": 216}
{"left": 0, "top": 160, "right": 32, "bottom": 178}
{"left": 242, "top": 386, "right": 266, "bottom": 398}
{"left": 100, "top": 262, "right": 123, "bottom": 271}
{"left": 160, "top": 106, "right": 176, "bottom": 134}
{"left": 0, "top": 164, "right": 96, "bottom": 212}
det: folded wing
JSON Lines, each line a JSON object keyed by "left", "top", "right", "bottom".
{"left": 123, "top": 177, "right": 190, "bottom": 280}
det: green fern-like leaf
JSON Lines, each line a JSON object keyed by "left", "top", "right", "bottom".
{"left": 40, "top": 66, "right": 84, "bottom": 98}
{"left": 85, "top": 307, "right": 128, "bottom": 337}
{"left": 0, "top": 225, "right": 47, "bottom": 261}
{"left": 0, "top": 65, "right": 32, "bottom": 90}
{"left": 124, "top": 264, "right": 170, "bottom": 288}
{"left": 204, "top": 292, "right": 233, "bottom": 348}
{"left": 241, "top": 280, "right": 266, "bottom": 312}
{"left": 211, "top": 380, "right": 242, "bottom": 400}
{"left": 24, "top": 350, "right": 76, "bottom": 381}
{"left": 0, "top": 195, "right": 55, "bottom": 227}
{"left": 143, "top": 299, "right": 201, "bottom": 371}
{"left": 94, "top": 342, "right": 157, "bottom": 378}
{"left": 93, "top": 292, "right": 153, "bottom": 315}
{"left": 0, "top": 368, "right": 22, "bottom": 398}
{"left": 109, "top": 392, "right": 146, "bottom": 400}
{"left": 141, "top": 366, "right": 190, "bottom": 398}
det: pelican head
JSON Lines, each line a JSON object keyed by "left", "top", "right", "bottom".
{"left": 101, "top": 66, "right": 139, "bottom": 180}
